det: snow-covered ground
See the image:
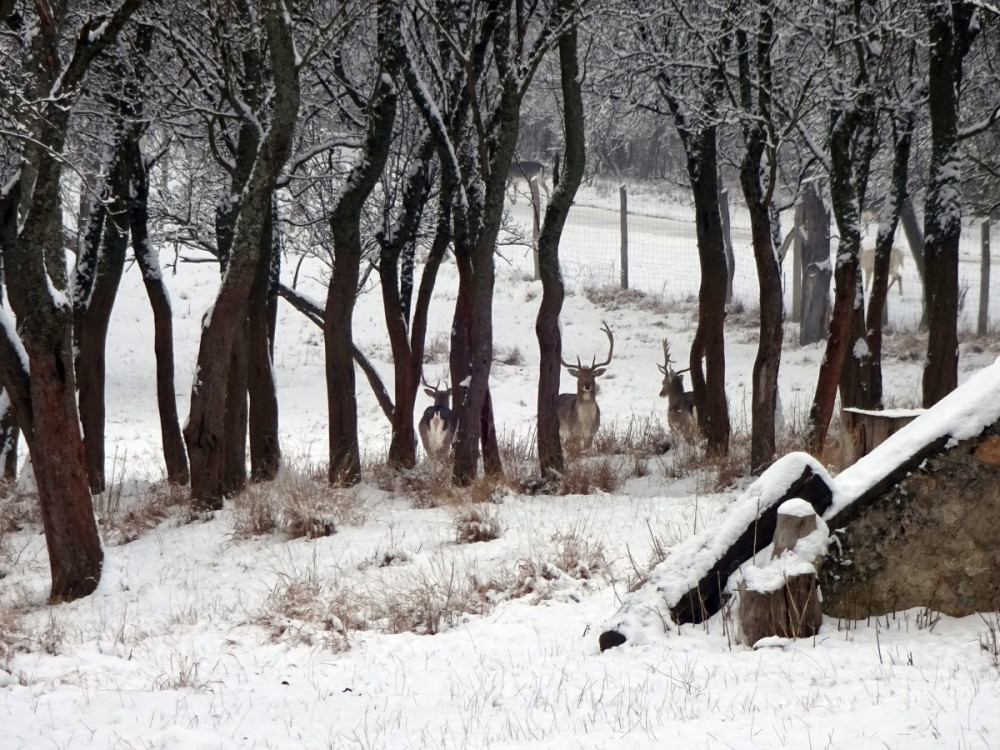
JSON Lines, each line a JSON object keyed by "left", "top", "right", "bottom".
{"left": 3, "top": 195, "right": 1000, "bottom": 749}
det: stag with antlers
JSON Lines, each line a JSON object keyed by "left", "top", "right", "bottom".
{"left": 659, "top": 338, "right": 697, "bottom": 439}
{"left": 557, "top": 323, "right": 614, "bottom": 452}
{"left": 418, "top": 373, "right": 455, "bottom": 459}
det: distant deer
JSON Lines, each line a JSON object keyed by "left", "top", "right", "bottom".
{"left": 418, "top": 374, "right": 455, "bottom": 459}
{"left": 860, "top": 245, "right": 905, "bottom": 296}
{"left": 506, "top": 160, "right": 551, "bottom": 204}
{"left": 658, "top": 338, "right": 697, "bottom": 439}
{"left": 557, "top": 323, "right": 614, "bottom": 452}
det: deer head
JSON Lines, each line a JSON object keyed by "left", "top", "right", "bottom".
{"left": 421, "top": 372, "right": 452, "bottom": 409}
{"left": 561, "top": 322, "right": 614, "bottom": 400}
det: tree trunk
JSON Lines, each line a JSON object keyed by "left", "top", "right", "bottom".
{"left": 866, "top": 113, "right": 914, "bottom": 406}
{"left": 248, "top": 198, "right": 281, "bottom": 481}
{"left": 808, "top": 110, "right": 864, "bottom": 455}
{"left": 537, "top": 5, "right": 586, "bottom": 476}
{"left": 130, "top": 142, "right": 189, "bottom": 485}
{"left": 75, "top": 146, "right": 131, "bottom": 493}
{"left": 380, "top": 141, "right": 437, "bottom": 471}
{"left": 740, "top": 127, "right": 782, "bottom": 473}
{"left": 922, "top": 0, "right": 977, "bottom": 407}
{"left": 685, "top": 129, "right": 730, "bottom": 455}
{"left": 222, "top": 321, "right": 249, "bottom": 495}
{"left": 185, "top": 0, "right": 300, "bottom": 507}
{"left": 325, "top": 4, "right": 400, "bottom": 485}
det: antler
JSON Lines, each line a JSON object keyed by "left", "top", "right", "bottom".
{"left": 659, "top": 338, "right": 672, "bottom": 374}
{"left": 561, "top": 323, "right": 614, "bottom": 372}
{"left": 420, "top": 371, "right": 443, "bottom": 392}
{"left": 593, "top": 322, "right": 614, "bottom": 368}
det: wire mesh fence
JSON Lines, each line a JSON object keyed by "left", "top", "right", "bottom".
{"left": 501, "top": 183, "right": 999, "bottom": 335}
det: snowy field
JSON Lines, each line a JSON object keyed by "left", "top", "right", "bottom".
{"left": 3, "top": 193, "right": 1000, "bottom": 749}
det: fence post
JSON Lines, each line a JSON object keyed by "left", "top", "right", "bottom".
{"left": 619, "top": 185, "right": 629, "bottom": 290}
{"left": 979, "top": 219, "right": 991, "bottom": 336}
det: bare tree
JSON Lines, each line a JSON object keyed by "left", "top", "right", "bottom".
{"left": 402, "top": 0, "right": 569, "bottom": 484}
{"left": 922, "top": 0, "right": 981, "bottom": 406}
{"left": 536, "top": 0, "right": 587, "bottom": 476}
{"left": 0, "top": 0, "right": 143, "bottom": 601}
{"left": 607, "top": 0, "right": 731, "bottom": 455}
{"left": 325, "top": 0, "right": 403, "bottom": 486}
{"left": 183, "top": 0, "right": 300, "bottom": 508}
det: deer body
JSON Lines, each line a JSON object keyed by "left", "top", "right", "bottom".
{"left": 506, "top": 160, "right": 551, "bottom": 204}
{"left": 418, "top": 376, "right": 455, "bottom": 459}
{"left": 860, "top": 245, "right": 904, "bottom": 295}
{"left": 558, "top": 323, "right": 614, "bottom": 452}
{"left": 659, "top": 338, "right": 698, "bottom": 439}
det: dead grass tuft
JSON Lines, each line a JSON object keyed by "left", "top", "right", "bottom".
{"left": 495, "top": 344, "right": 525, "bottom": 366}
{"left": 558, "top": 456, "right": 626, "bottom": 495}
{"left": 511, "top": 529, "right": 609, "bottom": 603}
{"left": 453, "top": 503, "right": 503, "bottom": 544}
{"left": 379, "top": 571, "right": 505, "bottom": 635}
{"left": 232, "top": 467, "right": 365, "bottom": 540}
{"left": 97, "top": 481, "right": 190, "bottom": 545}
{"left": 583, "top": 285, "right": 677, "bottom": 316}
{"left": 258, "top": 578, "right": 359, "bottom": 652}
{"left": 0, "top": 584, "right": 30, "bottom": 670}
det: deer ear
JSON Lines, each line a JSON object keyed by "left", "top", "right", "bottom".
{"left": 424, "top": 388, "right": 435, "bottom": 397}
{"left": 657, "top": 364, "right": 667, "bottom": 374}
{"left": 566, "top": 367, "right": 580, "bottom": 377}
{"left": 593, "top": 368, "right": 606, "bottom": 377}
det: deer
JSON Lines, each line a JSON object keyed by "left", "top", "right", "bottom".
{"left": 658, "top": 338, "right": 698, "bottom": 439}
{"left": 860, "top": 245, "right": 905, "bottom": 296}
{"left": 505, "top": 159, "right": 551, "bottom": 204}
{"left": 418, "top": 373, "right": 455, "bottom": 459}
{"left": 557, "top": 323, "right": 614, "bottom": 452}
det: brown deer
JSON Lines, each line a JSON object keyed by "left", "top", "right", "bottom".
{"left": 418, "top": 374, "right": 455, "bottom": 459}
{"left": 659, "top": 338, "right": 697, "bottom": 439}
{"left": 557, "top": 323, "right": 614, "bottom": 452}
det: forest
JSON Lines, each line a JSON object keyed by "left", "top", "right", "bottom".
{"left": 2, "top": 0, "right": 1000, "bottom": 608}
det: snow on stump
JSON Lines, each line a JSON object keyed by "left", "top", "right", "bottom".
{"left": 598, "top": 453, "right": 834, "bottom": 651}
{"left": 737, "top": 499, "right": 828, "bottom": 647}
{"left": 839, "top": 407, "right": 924, "bottom": 468}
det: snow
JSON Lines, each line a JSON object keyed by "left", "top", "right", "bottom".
{"left": 4, "top": 193, "right": 1000, "bottom": 749}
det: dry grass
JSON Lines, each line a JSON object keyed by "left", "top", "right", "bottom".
{"left": 96, "top": 481, "right": 191, "bottom": 545}
{"left": 231, "top": 465, "right": 366, "bottom": 540}
{"left": 0, "top": 583, "right": 29, "bottom": 670}
{"left": 260, "top": 563, "right": 506, "bottom": 642}
{"left": 258, "top": 578, "right": 356, "bottom": 652}
{"left": 583, "top": 285, "right": 680, "bottom": 317}
{"left": 422, "top": 333, "right": 450, "bottom": 364}
{"left": 511, "top": 528, "right": 610, "bottom": 603}
{"left": 453, "top": 503, "right": 503, "bottom": 544}
{"left": 558, "top": 456, "right": 626, "bottom": 494}
{"left": 494, "top": 344, "right": 525, "bottom": 366}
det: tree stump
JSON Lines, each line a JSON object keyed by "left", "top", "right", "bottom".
{"left": 839, "top": 407, "right": 924, "bottom": 469}
{"left": 738, "top": 499, "right": 826, "bottom": 647}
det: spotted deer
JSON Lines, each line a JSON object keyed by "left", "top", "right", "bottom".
{"left": 557, "top": 323, "right": 614, "bottom": 452}
{"left": 658, "top": 338, "right": 697, "bottom": 439}
{"left": 418, "top": 374, "right": 455, "bottom": 459}
{"left": 506, "top": 160, "right": 551, "bottom": 204}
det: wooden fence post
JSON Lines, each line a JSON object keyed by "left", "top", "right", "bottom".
{"left": 619, "top": 185, "right": 628, "bottom": 290}
{"left": 979, "top": 219, "right": 990, "bottom": 336}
